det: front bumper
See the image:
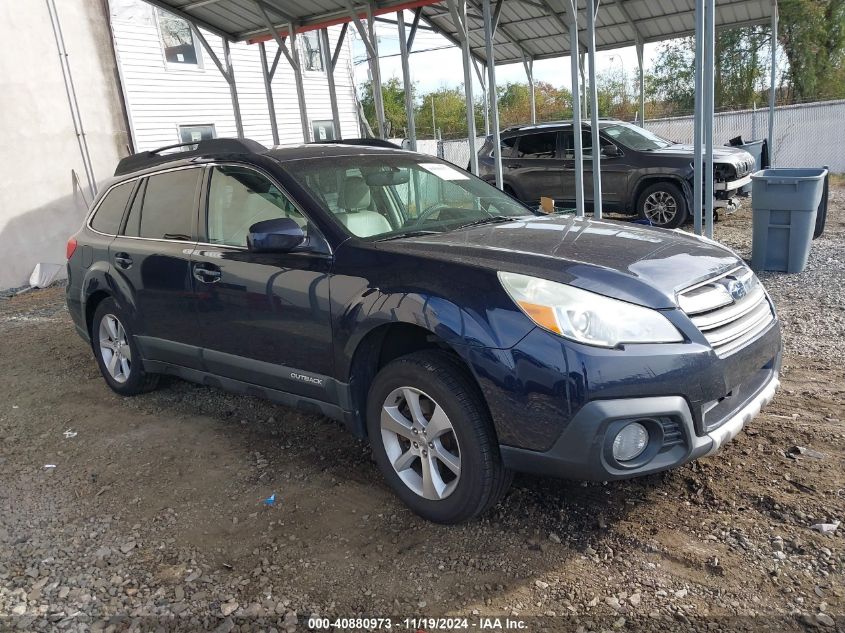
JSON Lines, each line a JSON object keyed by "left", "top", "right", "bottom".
{"left": 715, "top": 174, "right": 752, "bottom": 192}
{"left": 499, "top": 366, "right": 779, "bottom": 481}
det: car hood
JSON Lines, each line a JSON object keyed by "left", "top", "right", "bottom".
{"left": 382, "top": 216, "right": 744, "bottom": 309}
{"left": 652, "top": 144, "right": 752, "bottom": 165}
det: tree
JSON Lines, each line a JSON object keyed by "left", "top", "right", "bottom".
{"left": 778, "top": 0, "right": 845, "bottom": 101}
{"left": 414, "top": 85, "right": 483, "bottom": 139}
{"left": 358, "top": 77, "right": 409, "bottom": 138}
{"left": 496, "top": 81, "right": 573, "bottom": 127}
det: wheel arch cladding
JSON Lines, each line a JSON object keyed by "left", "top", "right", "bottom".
{"left": 346, "top": 322, "right": 491, "bottom": 440}
{"left": 85, "top": 290, "right": 112, "bottom": 337}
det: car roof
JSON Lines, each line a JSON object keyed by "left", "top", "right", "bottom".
{"left": 501, "top": 119, "right": 625, "bottom": 136}
{"left": 265, "top": 143, "right": 414, "bottom": 163}
{"left": 112, "top": 138, "right": 418, "bottom": 178}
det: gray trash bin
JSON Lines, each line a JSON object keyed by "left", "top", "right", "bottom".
{"left": 750, "top": 168, "right": 828, "bottom": 273}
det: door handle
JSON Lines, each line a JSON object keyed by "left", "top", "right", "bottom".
{"left": 113, "top": 252, "right": 133, "bottom": 269}
{"left": 193, "top": 263, "right": 221, "bottom": 283}
{"left": 510, "top": 163, "right": 522, "bottom": 169}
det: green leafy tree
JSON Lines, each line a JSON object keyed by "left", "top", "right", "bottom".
{"left": 415, "top": 85, "right": 483, "bottom": 139}
{"left": 779, "top": 0, "right": 845, "bottom": 101}
{"left": 359, "top": 77, "right": 409, "bottom": 137}
{"left": 496, "top": 81, "right": 573, "bottom": 127}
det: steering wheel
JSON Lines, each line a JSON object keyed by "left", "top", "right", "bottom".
{"left": 413, "top": 202, "right": 454, "bottom": 226}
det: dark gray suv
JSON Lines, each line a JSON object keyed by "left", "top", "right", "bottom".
{"left": 477, "top": 119, "right": 755, "bottom": 228}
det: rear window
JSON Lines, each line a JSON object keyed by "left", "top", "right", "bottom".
{"left": 515, "top": 132, "right": 558, "bottom": 158}
{"left": 90, "top": 182, "right": 133, "bottom": 235}
{"left": 123, "top": 169, "right": 200, "bottom": 240}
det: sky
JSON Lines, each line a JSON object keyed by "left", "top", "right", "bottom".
{"left": 351, "top": 12, "right": 662, "bottom": 99}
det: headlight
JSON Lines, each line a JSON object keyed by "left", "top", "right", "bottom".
{"left": 498, "top": 271, "right": 683, "bottom": 348}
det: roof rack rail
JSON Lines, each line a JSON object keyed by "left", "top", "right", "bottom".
{"left": 114, "top": 138, "right": 266, "bottom": 176}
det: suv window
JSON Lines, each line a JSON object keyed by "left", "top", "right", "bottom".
{"left": 206, "top": 166, "right": 307, "bottom": 247}
{"left": 123, "top": 169, "right": 200, "bottom": 240}
{"left": 515, "top": 132, "right": 558, "bottom": 159}
{"left": 499, "top": 136, "right": 518, "bottom": 158}
{"left": 560, "top": 129, "right": 613, "bottom": 159}
{"left": 90, "top": 182, "right": 134, "bottom": 235}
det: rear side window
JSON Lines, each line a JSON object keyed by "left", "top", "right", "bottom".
{"left": 90, "top": 182, "right": 134, "bottom": 235}
{"left": 123, "top": 169, "right": 200, "bottom": 240}
{"left": 515, "top": 132, "right": 558, "bottom": 159}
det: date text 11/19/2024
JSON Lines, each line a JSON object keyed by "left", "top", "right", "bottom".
{"left": 307, "top": 616, "right": 528, "bottom": 630}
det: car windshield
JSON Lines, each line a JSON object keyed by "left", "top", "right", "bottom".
{"left": 602, "top": 123, "right": 673, "bottom": 151}
{"left": 284, "top": 154, "right": 534, "bottom": 240}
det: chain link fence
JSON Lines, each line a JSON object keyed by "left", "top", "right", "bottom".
{"left": 645, "top": 100, "right": 845, "bottom": 171}
{"left": 394, "top": 100, "right": 845, "bottom": 173}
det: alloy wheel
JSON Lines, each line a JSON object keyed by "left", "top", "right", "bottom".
{"left": 380, "top": 386, "right": 461, "bottom": 500}
{"left": 643, "top": 190, "right": 678, "bottom": 226}
{"left": 98, "top": 314, "right": 132, "bottom": 384}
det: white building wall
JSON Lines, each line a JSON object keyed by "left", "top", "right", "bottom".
{"left": 110, "top": 0, "right": 360, "bottom": 150}
{"left": 0, "top": 0, "right": 130, "bottom": 290}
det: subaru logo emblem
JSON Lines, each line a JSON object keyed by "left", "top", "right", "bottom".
{"left": 727, "top": 279, "right": 747, "bottom": 301}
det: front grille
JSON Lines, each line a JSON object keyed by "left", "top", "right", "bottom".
{"left": 678, "top": 266, "right": 775, "bottom": 357}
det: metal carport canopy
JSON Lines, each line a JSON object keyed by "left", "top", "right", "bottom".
{"left": 144, "top": 0, "right": 778, "bottom": 240}
{"left": 144, "top": 0, "right": 774, "bottom": 62}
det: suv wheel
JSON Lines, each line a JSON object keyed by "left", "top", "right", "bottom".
{"left": 637, "top": 182, "right": 688, "bottom": 228}
{"left": 92, "top": 298, "right": 159, "bottom": 396}
{"left": 366, "top": 351, "right": 511, "bottom": 523}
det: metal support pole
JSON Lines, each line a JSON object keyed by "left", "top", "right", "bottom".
{"left": 288, "top": 28, "right": 311, "bottom": 142}
{"left": 473, "top": 59, "right": 489, "bottom": 136}
{"left": 523, "top": 53, "right": 536, "bottom": 124}
{"left": 46, "top": 0, "right": 96, "bottom": 197}
{"left": 450, "top": 0, "right": 478, "bottom": 174}
{"left": 586, "top": 0, "right": 602, "bottom": 219}
{"left": 397, "top": 11, "right": 416, "bottom": 149}
{"left": 704, "top": 0, "right": 715, "bottom": 238}
{"left": 320, "top": 28, "right": 342, "bottom": 140}
{"left": 483, "top": 0, "right": 502, "bottom": 188}
{"left": 570, "top": 14, "right": 584, "bottom": 217}
{"left": 768, "top": 1, "right": 778, "bottom": 166}
{"left": 579, "top": 53, "right": 587, "bottom": 115}
{"left": 367, "top": 8, "right": 387, "bottom": 137}
{"left": 259, "top": 42, "right": 279, "bottom": 145}
{"left": 254, "top": 3, "right": 307, "bottom": 141}
{"left": 693, "top": 0, "right": 704, "bottom": 235}
{"left": 222, "top": 39, "right": 244, "bottom": 139}
{"left": 636, "top": 37, "right": 645, "bottom": 127}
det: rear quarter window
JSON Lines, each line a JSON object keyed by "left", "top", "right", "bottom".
{"left": 90, "top": 182, "right": 134, "bottom": 235}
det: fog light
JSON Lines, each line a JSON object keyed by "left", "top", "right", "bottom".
{"left": 612, "top": 422, "right": 649, "bottom": 462}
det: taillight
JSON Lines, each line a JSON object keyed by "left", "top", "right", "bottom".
{"left": 66, "top": 236, "right": 78, "bottom": 260}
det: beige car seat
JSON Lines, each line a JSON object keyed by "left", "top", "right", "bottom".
{"left": 335, "top": 176, "right": 392, "bottom": 237}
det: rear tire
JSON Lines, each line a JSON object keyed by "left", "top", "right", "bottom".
{"left": 92, "top": 298, "right": 159, "bottom": 396}
{"left": 637, "top": 181, "right": 688, "bottom": 228}
{"left": 366, "top": 351, "right": 510, "bottom": 524}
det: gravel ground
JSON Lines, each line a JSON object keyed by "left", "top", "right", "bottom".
{"left": 1, "top": 190, "right": 843, "bottom": 633}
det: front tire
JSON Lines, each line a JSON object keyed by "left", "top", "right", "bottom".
{"left": 637, "top": 181, "right": 688, "bottom": 228}
{"left": 92, "top": 298, "right": 159, "bottom": 396}
{"left": 366, "top": 351, "right": 511, "bottom": 524}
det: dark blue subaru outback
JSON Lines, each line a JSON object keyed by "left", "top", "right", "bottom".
{"left": 66, "top": 139, "right": 782, "bottom": 523}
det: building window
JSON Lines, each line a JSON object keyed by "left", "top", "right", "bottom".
{"left": 157, "top": 10, "right": 202, "bottom": 67}
{"left": 179, "top": 124, "right": 216, "bottom": 145}
{"left": 299, "top": 31, "right": 323, "bottom": 72}
{"left": 312, "top": 120, "right": 336, "bottom": 141}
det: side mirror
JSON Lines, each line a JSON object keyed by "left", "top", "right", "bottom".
{"left": 601, "top": 143, "right": 621, "bottom": 157}
{"left": 247, "top": 217, "right": 306, "bottom": 253}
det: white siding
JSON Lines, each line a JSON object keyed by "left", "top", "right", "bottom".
{"left": 109, "top": 0, "right": 359, "bottom": 151}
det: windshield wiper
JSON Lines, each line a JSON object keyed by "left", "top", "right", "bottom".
{"left": 454, "top": 215, "right": 516, "bottom": 230}
{"left": 375, "top": 230, "right": 440, "bottom": 242}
